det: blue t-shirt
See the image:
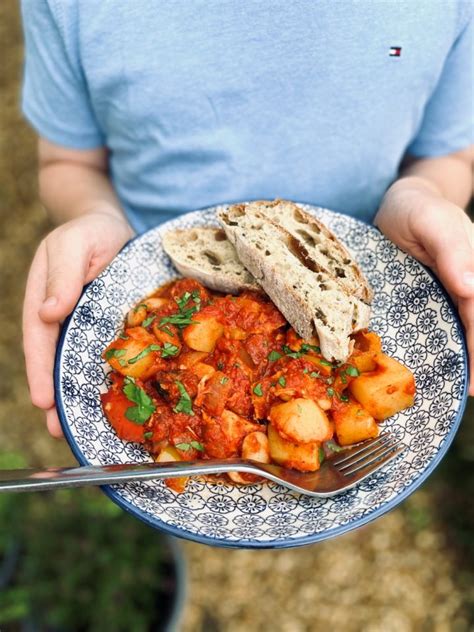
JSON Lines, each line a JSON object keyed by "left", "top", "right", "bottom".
{"left": 21, "top": 0, "right": 473, "bottom": 233}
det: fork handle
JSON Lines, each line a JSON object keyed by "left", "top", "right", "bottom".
{"left": 0, "top": 459, "right": 264, "bottom": 493}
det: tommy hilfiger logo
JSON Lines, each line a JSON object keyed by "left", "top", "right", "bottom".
{"left": 389, "top": 46, "right": 402, "bottom": 57}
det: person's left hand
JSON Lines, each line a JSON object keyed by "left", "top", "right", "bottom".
{"left": 375, "top": 177, "right": 474, "bottom": 396}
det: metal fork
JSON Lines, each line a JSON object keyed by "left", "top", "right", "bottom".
{"left": 0, "top": 435, "right": 403, "bottom": 497}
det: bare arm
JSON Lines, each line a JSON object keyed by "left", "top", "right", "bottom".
{"left": 24, "top": 138, "right": 134, "bottom": 436}
{"left": 397, "top": 146, "right": 473, "bottom": 209}
{"left": 38, "top": 138, "right": 127, "bottom": 223}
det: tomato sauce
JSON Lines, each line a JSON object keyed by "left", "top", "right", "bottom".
{"left": 101, "top": 278, "right": 415, "bottom": 488}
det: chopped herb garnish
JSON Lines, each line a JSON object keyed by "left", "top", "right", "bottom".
{"left": 303, "top": 368, "right": 309, "bottom": 374}
{"left": 173, "top": 381, "right": 194, "bottom": 416}
{"left": 123, "top": 381, "right": 156, "bottom": 425}
{"left": 345, "top": 365, "right": 360, "bottom": 377}
{"left": 160, "top": 342, "right": 180, "bottom": 358}
{"left": 220, "top": 376, "right": 229, "bottom": 385}
{"left": 159, "top": 325, "right": 174, "bottom": 336}
{"left": 282, "top": 345, "right": 303, "bottom": 359}
{"left": 118, "top": 332, "right": 129, "bottom": 340}
{"left": 310, "top": 371, "right": 322, "bottom": 379}
{"left": 191, "top": 290, "right": 201, "bottom": 304}
{"left": 217, "top": 361, "right": 224, "bottom": 370}
{"left": 143, "top": 431, "right": 153, "bottom": 440}
{"left": 268, "top": 350, "right": 282, "bottom": 362}
{"left": 318, "top": 446, "right": 325, "bottom": 464}
{"left": 119, "top": 359, "right": 128, "bottom": 367}
{"left": 338, "top": 392, "right": 349, "bottom": 402}
{"left": 105, "top": 348, "right": 126, "bottom": 360}
{"left": 319, "top": 359, "right": 333, "bottom": 367}
{"left": 175, "top": 291, "right": 192, "bottom": 310}
{"left": 301, "top": 343, "right": 321, "bottom": 354}
{"left": 127, "top": 344, "right": 161, "bottom": 365}
{"left": 175, "top": 440, "right": 205, "bottom": 452}
{"left": 142, "top": 314, "right": 156, "bottom": 328}
{"left": 253, "top": 383, "right": 263, "bottom": 396}
{"left": 327, "top": 387, "right": 335, "bottom": 397}
{"left": 325, "top": 439, "right": 343, "bottom": 453}
{"left": 134, "top": 303, "right": 147, "bottom": 312}
{"left": 282, "top": 343, "right": 321, "bottom": 359}
{"left": 340, "top": 374, "right": 347, "bottom": 385}
{"left": 278, "top": 376, "right": 286, "bottom": 387}
{"left": 159, "top": 312, "right": 198, "bottom": 328}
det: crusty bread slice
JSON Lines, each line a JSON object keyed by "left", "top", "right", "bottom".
{"left": 162, "top": 227, "right": 260, "bottom": 294}
{"left": 217, "top": 203, "right": 371, "bottom": 362}
{"left": 246, "top": 199, "right": 373, "bottom": 303}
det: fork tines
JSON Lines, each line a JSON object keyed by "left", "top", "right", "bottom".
{"left": 333, "top": 434, "right": 404, "bottom": 478}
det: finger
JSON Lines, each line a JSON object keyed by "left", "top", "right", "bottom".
{"left": 458, "top": 297, "right": 474, "bottom": 396}
{"left": 39, "top": 226, "right": 91, "bottom": 323}
{"left": 46, "top": 407, "right": 64, "bottom": 439}
{"left": 23, "top": 241, "right": 58, "bottom": 411}
{"left": 418, "top": 211, "right": 474, "bottom": 299}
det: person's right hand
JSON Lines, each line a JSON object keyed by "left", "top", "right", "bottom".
{"left": 23, "top": 211, "right": 134, "bottom": 437}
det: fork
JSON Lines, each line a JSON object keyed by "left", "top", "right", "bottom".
{"left": 0, "top": 435, "right": 403, "bottom": 497}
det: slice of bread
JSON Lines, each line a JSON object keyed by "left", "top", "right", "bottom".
{"left": 246, "top": 199, "right": 372, "bottom": 303}
{"left": 217, "top": 202, "right": 372, "bottom": 362}
{"left": 162, "top": 227, "right": 260, "bottom": 294}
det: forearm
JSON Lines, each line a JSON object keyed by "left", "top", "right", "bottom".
{"left": 39, "top": 161, "right": 126, "bottom": 225}
{"left": 396, "top": 146, "right": 473, "bottom": 210}
{"left": 37, "top": 138, "right": 128, "bottom": 226}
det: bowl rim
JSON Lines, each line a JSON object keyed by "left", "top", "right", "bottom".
{"left": 54, "top": 203, "right": 469, "bottom": 549}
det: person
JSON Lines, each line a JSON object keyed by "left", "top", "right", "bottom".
{"left": 20, "top": 1, "right": 473, "bottom": 437}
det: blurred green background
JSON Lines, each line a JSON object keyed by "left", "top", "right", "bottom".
{"left": 1, "top": 3, "right": 473, "bottom": 631}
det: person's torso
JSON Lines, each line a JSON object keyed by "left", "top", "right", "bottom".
{"left": 67, "top": 1, "right": 463, "bottom": 230}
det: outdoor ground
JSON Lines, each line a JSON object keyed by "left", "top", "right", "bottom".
{"left": 1, "top": 4, "right": 473, "bottom": 631}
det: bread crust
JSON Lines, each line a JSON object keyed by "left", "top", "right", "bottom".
{"left": 162, "top": 228, "right": 259, "bottom": 294}
{"left": 244, "top": 199, "right": 373, "bottom": 303}
{"left": 217, "top": 202, "right": 372, "bottom": 362}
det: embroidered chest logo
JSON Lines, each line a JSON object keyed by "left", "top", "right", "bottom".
{"left": 389, "top": 46, "right": 402, "bottom": 57}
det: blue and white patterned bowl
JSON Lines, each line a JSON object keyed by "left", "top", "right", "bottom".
{"left": 55, "top": 204, "right": 469, "bottom": 548}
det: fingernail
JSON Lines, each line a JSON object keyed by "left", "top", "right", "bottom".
{"left": 463, "top": 272, "right": 474, "bottom": 287}
{"left": 43, "top": 296, "right": 58, "bottom": 308}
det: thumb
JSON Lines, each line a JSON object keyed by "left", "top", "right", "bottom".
{"left": 38, "top": 228, "right": 91, "bottom": 323}
{"left": 435, "top": 245, "right": 474, "bottom": 300}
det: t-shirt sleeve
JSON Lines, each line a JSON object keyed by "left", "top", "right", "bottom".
{"left": 407, "top": 10, "right": 473, "bottom": 158}
{"left": 21, "top": 0, "right": 104, "bottom": 149}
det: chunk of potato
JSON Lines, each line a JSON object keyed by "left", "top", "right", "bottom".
{"left": 242, "top": 431, "right": 270, "bottom": 463}
{"left": 127, "top": 303, "right": 148, "bottom": 327}
{"left": 350, "top": 331, "right": 382, "bottom": 373}
{"left": 269, "top": 398, "right": 332, "bottom": 444}
{"left": 155, "top": 445, "right": 188, "bottom": 493}
{"left": 103, "top": 327, "right": 162, "bottom": 379}
{"left": 202, "top": 410, "right": 259, "bottom": 458}
{"left": 178, "top": 351, "right": 209, "bottom": 369}
{"left": 192, "top": 362, "right": 216, "bottom": 380}
{"left": 228, "top": 431, "right": 270, "bottom": 484}
{"left": 267, "top": 424, "right": 321, "bottom": 472}
{"left": 332, "top": 402, "right": 379, "bottom": 446}
{"left": 349, "top": 352, "right": 415, "bottom": 420}
{"left": 152, "top": 321, "right": 181, "bottom": 352}
{"left": 183, "top": 315, "right": 224, "bottom": 352}
{"left": 126, "top": 297, "right": 170, "bottom": 327}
